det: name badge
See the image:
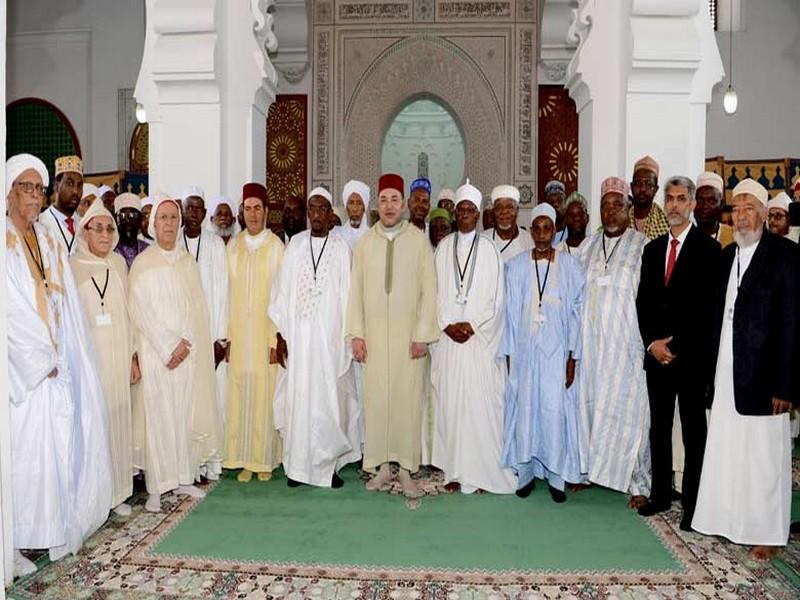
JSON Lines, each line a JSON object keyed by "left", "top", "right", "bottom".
{"left": 95, "top": 313, "right": 112, "bottom": 327}
{"left": 597, "top": 275, "right": 612, "bottom": 287}
{"left": 455, "top": 294, "right": 468, "bottom": 305}
{"left": 533, "top": 312, "right": 547, "bottom": 324}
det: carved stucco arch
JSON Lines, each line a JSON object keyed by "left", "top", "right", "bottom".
{"left": 341, "top": 35, "right": 507, "bottom": 203}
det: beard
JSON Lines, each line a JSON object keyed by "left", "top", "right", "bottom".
{"left": 213, "top": 222, "right": 235, "bottom": 237}
{"left": 497, "top": 222, "right": 513, "bottom": 231}
{"left": 733, "top": 228, "right": 762, "bottom": 247}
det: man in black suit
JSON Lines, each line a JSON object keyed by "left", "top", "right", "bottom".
{"left": 693, "top": 178, "right": 799, "bottom": 562}
{"left": 635, "top": 175, "right": 722, "bottom": 531}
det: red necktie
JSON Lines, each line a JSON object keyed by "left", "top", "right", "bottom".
{"left": 66, "top": 216, "right": 74, "bottom": 236}
{"left": 665, "top": 238, "right": 679, "bottom": 286}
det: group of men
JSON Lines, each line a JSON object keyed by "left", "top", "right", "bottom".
{"left": 5, "top": 150, "right": 799, "bottom": 579}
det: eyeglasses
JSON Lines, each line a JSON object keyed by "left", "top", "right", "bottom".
{"left": 15, "top": 181, "right": 47, "bottom": 196}
{"left": 86, "top": 224, "right": 116, "bottom": 235}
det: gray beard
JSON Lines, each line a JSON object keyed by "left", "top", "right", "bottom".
{"left": 213, "top": 223, "right": 235, "bottom": 237}
{"left": 734, "top": 229, "right": 762, "bottom": 247}
{"left": 497, "top": 223, "right": 513, "bottom": 231}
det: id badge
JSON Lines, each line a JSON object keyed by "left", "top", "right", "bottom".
{"left": 95, "top": 313, "right": 112, "bottom": 327}
{"left": 455, "top": 294, "right": 468, "bottom": 305}
{"left": 596, "top": 275, "right": 612, "bottom": 287}
{"left": 533, "top": 312, "right": 547, "bottom": 324}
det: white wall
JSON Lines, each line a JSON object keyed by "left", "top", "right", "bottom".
{"left": 7, "top": 0, "right": 145, "bottom": 172}
{"left": 706, "top": 0, "right": 800, "bottom": 159}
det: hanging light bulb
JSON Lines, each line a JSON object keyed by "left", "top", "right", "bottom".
{"left": 135, "top": 102, "right": 147, "bottom": 124}
{"left": 723, "top": 85, "right": 738, "bottom": 115}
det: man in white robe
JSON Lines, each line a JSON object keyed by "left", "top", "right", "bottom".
{"left": 577, "top": 177, "right": 651, "bottom": 507}
{"left": 431, "top": 181, "right": 516, "bottom": 494}
{"left": 6, "top": 153, "right": 113, "bottom": 576}
{"left": 484, "top": 185, "right": 533, "bottom": 262}
{"left": 334, "top": 179, "right": 370, "bottom": 249}
{"left": 693, "top": 179, "right": 799, "bottom": 561}
{"left": 208, "top": 194, "right": 240, "bottom": 244}
{"left": 39, "top": 155, "right": 84, "bottom": 256}
{"left": 182, "top": 186, "right": 229, "bottom": 453}
{"left": 128, "top": 196, "right": 223, "bottom": 512}
{"left": 269, "top": 187, "right": 361, "bottom": 487}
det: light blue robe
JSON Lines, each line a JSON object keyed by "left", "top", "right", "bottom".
{"left": 500, "top": 249, "right": 585, "bottom": 490}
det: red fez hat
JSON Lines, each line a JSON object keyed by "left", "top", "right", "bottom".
{"left": 242, "top": 182, "right": 267, "bottom": 202}
{"left": 378, "top": 173, "right": 404, "bottom": 195}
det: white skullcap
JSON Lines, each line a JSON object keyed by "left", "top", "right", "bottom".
{"left": 491, "top": 184, "right": 520, "bottom": 204}
{"left": 114, "top": 192, "right": 142, "bottom": 213}
{"left": 97, "top": 184, "right": 113, "bottom": 197}
{"left": 182, "top": 185, "right": 206, "bottom": 207}
{"left": 141, "top": 196, "right": 153, "bottom": 208}
{"left": 81, "top": 183, "right": 99, "bottom": 200}
{"left": 342, "top": 180, "right": 370, "bottom": 207}
{"left": 531, "top": 202, "right": 557, "bottom": 226}
{"left": 6, "top": 153, "right": 49, "bottom": 196}
{"left": 308, "top": 186, "right": 333, "bottom": 205}
{"left": 696, "top": 171, "right": 724, "bottom": 193}
{"left": 731, "top": 178, "right": 768, "bottom": 207}
{"left": 455, "top": 179, "right": 481, "bottom": 210}
{"left": 209, "top": 195, "right": 234, "bottom": 215}
{"left": 767, "top": 191, "right": 791, "bottom": 213}
{"left": 438, "top": 188, "right": 455, "bottom": 202}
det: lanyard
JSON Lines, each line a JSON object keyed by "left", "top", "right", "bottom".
{"left": 91, "top": 268, "right": 110, "bottom": 311}
{"left": 736, "top": 246, "right": 742, "bottom": 290}
{"left": 183, "top": 231, "right": 201, "bottom": 261}
{"left": 602, "top": 234, "right": 622, "bottom": 271}
{"left": 492, "top": 229, "right": 515, "bottom": 253}
{"left": 534, "top": 249, "right": 553, "bottom": 309}
{"left": 23, "top": 230, "right": 48, "bottom": 287}
{"left": 51, "top": 209, "right": 74, "bottom": 253}
{"left": 452, "top": 232, "right": 479, "bottom": 301}
{"left": 310, "top": 234, "right": 330, "bottom": 281}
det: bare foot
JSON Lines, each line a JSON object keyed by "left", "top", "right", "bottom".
{"left": 397, "top": 468, "right": 421, "bottom": 498}
{"left": 366, "top": 463, "right": 393, "bottom": 491}
{"left": 237, "top": 469, "right": 253, "bottom": 483}
{"left": 749, "top": 545, "right": 779, "bottom": 562}
{"left": 628, "top": 495, "right": 648, "bottom": 510}
{"left": 257, "top": 471, "right": 272, "bottom": 482}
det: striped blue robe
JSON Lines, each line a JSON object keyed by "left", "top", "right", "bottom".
{"left": 500, "top": 249, "right": 585, "bottom": 490}
{"left": 577, "top": 229, "right": 651, "bottom": 496}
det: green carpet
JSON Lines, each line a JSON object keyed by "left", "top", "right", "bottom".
{"left": 153, "top": 466, "right": 682, "bottom": 573}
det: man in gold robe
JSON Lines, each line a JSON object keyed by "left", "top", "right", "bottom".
{"left": 346, "top": 173, "right": 439, "bottom": 498}
{"left": 224, "top": 182, "right": 284, "bottom": 482}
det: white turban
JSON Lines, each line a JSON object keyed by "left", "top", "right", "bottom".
{"left": 141, "top": 196, "right": 153, "bottom": 209}
{"left": 767, "top": 191, "right": 791, "bottom": 213}
{"left": 491, "top": 184, "right": 520, "bottom": 204}
{"left": 308, "top": 186, "right": 333, "bottom": 206}
{"left": 342, "top": 179, "right": 370, "bottom": 207}
{"left": 455, "top": 180, "right": 481, "bottom": 210}
{"left": 6, "top": 153, "right": 49, "bottom": 196}
{"left": 532, "top": 202, "right": 557, "bottom": 226}
{"left": 114, "top": 192, "right": 142, "bottom": 213}
{"left": 82, "top": 183, "right": 99, "bottom": 201}
{"left": 438, "top": 188, "right": 455, "bottom": 202}
{"left": 182, "top": 185, "right": 206, "bottom": 208}
{"left": 731, "top": 178, "right": 768, "bottom": 207}
{"left": 209, "top": 195, "right": 234, "bottom": 215}
{"left": 97, "top": 184, "right": 114, "bottom": 197}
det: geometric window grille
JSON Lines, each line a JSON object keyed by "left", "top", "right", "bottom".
{"left": 6, "top": 97, "right": 81, "bottom": 184}
{"left": 417, "top": 152, "right": 429, "bottom": 179}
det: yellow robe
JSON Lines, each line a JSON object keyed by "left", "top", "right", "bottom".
{"left": 224, "top": 229, "right": 284, "bottom": 473}
{"left": 70, "top": 246, "right": 133, "bottom": 508}
{"left": 346, "top": 221, "right": 439, "bottom": 473}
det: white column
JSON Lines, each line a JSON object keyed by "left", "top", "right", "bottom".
{"left": 134, "top": 0, "right": 278, "bottom": 199}
{"left": 566, "top": 0, "right": 723, "bottom": 224}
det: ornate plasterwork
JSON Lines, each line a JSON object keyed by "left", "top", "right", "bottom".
{"left": 541, "top": 60, "right": 568, "bottom": 82}
{"left": 311, "top": 0, "right": 539, "bottom": 194}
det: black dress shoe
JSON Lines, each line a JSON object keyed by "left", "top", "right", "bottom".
{"left": 515, "top": 479, "right": 535, "bottom": 498}
{"left": 638, "top": 501, "right": 670, "bottom": 517}
{"left": 790, "top": 521, "right": 800, "bottom": 535}
{"left": 548, "top": 485, "right": 567, "bottom": 503}
{"left": 679, "top": 517, "right": 694, "bottom": 532}
{"left": 287, "top": 478, "right": 303, "bottom": 488}
{"left": 331, "top": 473, "right": 344, "bottom": 488}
